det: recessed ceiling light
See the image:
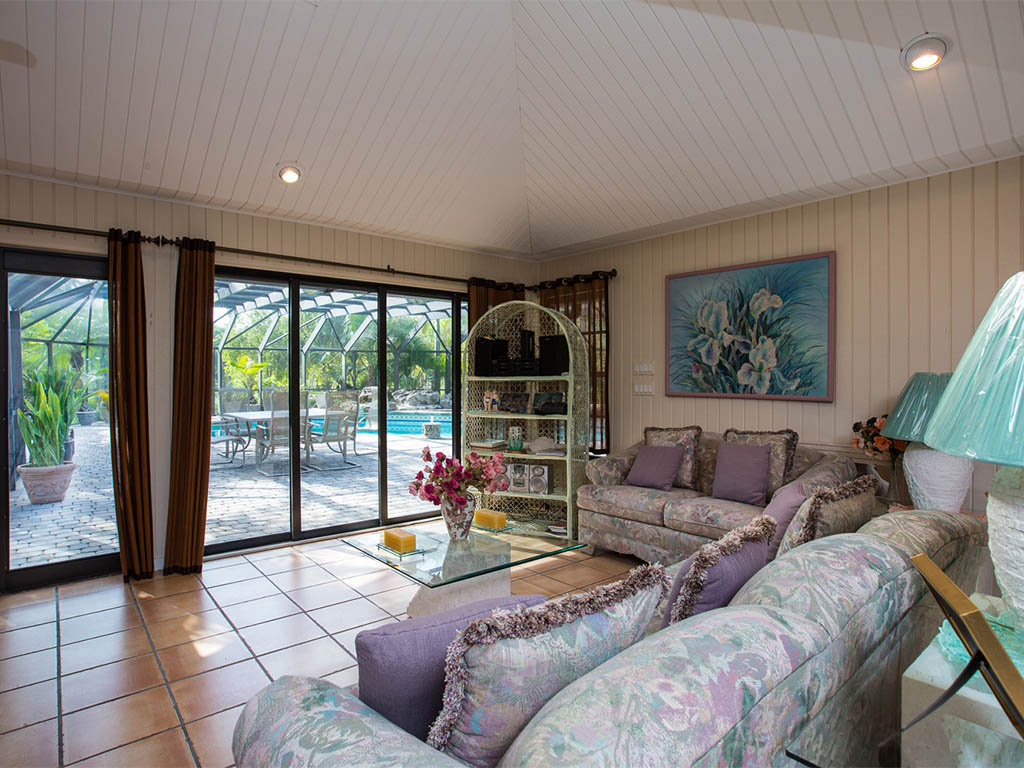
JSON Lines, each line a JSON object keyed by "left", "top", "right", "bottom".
{"left": 276, "top": 163, "right": 302, "bottom": 184}
{"left": 900, "top": 33, "right": 951, "bottom": 72}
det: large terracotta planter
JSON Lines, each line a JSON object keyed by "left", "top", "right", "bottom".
{"left": 17, "top": 462, "right": 77, "bottom": 504}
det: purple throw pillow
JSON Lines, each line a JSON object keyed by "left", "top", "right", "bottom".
{"left": 356, "top": 593, "right": 545, "bottom": 740}
{"left": 763, "top": 482, "right": 807, "bottom": 560}
{"left": 660, "top": 515, "right": 776, "bottom": 628}
{"left": 624, "top": 445, "right": 686, "bottom": 491}
{"left": 711, "top": 441, "right": 772, "bottom": 506}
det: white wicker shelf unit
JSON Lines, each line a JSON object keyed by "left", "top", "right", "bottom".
{"left": 463, "top": 301, "right": 590, "bottom": 539}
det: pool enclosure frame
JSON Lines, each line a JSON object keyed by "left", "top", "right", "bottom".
{"left": 208, "top": 265, "right": 467, "bottom": 556}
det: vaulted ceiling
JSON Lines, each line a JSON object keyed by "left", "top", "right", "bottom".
{"left": 1, "top": 1, "right": 1022, "bottom": 260}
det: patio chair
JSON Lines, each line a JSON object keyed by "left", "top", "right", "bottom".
{"left": 359, "top": 386, "right": 378, "bottom": 433}
{"left": 216, "top": 388, "right": 257, "bottom": 462}
{"left": 305, "top": 391, "right": 359, "bottom": 470}
{"left": 219, "top": 387, "right": 254, "bottom": 415}
{"left": 255, "top": 390, "right": 310, "bottom": 476}
{"left": 211, "top": 418, "right": 247, "bottom": 468}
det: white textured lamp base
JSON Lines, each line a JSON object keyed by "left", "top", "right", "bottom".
{"left": 902, "top": 442, "right": 973, "bottom": 513}
{"left": 988, "top": 466, "right": 1024, "bottom": 629}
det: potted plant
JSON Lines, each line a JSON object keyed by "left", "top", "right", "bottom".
{"left": 17, "top": 375, "right": 84, "bottom": 504}
{"left": 408, "top": 448, "right": 509, "bottom": 539}
{"left": 227, "top": 355, "right": 270, "bottom": 406}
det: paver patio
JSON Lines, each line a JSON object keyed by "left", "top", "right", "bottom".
{"left": 9, "top": 424, "right": 448, "bottom": 569}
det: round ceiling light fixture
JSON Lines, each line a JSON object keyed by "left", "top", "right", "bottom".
{"left": 276, "top": 162, "right": 302, "bottom": 184}
{"left": 900, "top": 33, "right": 951, "bottom": 72}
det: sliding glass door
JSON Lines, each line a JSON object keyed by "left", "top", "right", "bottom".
{"left": 297, "top": 285, "right": 380, "bottom": 532}
{"left": 206, "top": 277, "right": 293, "bottom": 551}
{"left": 2, "top": 251, "right": 119, "bottom": 591}
{"left": 384, "top": 294, "right": 458, "bottom": 522}
{"left": 205, "top": 270, "right": 463, "bottom": 553}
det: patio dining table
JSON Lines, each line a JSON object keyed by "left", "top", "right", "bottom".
{"left": 225, "top": 408, "right": 328, "bottom": 425}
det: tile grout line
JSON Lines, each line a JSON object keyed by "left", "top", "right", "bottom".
{"left": 200, "top": 562, "right": 360, "bottom": 677}
{"left": 53, "top": 586, "right": 65, "bottom": 768}
{"left": 194, "top": 573, "right": 280, "bottom": 684}
{"left": 127, "top": 587, "right": 201, "bottom": 768}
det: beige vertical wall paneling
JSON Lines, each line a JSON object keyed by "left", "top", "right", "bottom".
{"left": 538, "top": 158, "right": 1024, "bottom": 511}
{"left": 0, "top": 175, "right": 532, "bottom": 565}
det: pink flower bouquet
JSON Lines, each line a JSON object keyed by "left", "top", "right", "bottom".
{"left": 408, "top": 447, "right": 509, "bottom": 510}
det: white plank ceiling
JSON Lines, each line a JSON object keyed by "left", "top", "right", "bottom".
{"left": 1, "top": 0, "right": 1022, "bottom": 260}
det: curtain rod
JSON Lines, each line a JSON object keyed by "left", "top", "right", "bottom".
{"left": 469, "top": 269, "right": 618, "bottom": 292}
{"left": 0, "top": 217, "right": 470, "bottom": 288}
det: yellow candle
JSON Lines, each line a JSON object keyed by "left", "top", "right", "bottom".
{"left": 474, "top": 509, "right": 507, "bottom": 530}
{"left": 383, "top": 528, "right": 416, "bottom": 554}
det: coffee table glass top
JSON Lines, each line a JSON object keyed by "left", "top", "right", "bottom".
{"left": 342, "top": 519, "right": 583, "bottom": 588}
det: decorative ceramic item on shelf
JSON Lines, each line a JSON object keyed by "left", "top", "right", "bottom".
{"left": 881, "top": 372, "right": 972, "bottom": 513}
{"left": 408, "top": 447, "right": 509, "bottom": 540}
{"left": 482, "top": 390, "right": 499, "bottom": 412}
{"left": 508, "top": 426, "right": 524, "bottom": 451}
{"left": 924, "top": 271, "right": 1024, "bottom": 628}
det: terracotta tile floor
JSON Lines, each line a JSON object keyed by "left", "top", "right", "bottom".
{"left": 0, "top": 536, "right": 639, "bottom": 767}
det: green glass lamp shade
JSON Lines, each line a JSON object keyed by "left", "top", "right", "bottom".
{"left": 881, "top": 372, "right": 951, "bottom": 442}
{"left": 923, "top": 271, "right": 1024, "bottom": 467}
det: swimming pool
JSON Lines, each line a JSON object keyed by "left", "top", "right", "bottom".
{"left": 373, "top": 410, "right": 453, "bottom": 438}
{"left": 215, "top": 410, "right": 453, "bottom": 439}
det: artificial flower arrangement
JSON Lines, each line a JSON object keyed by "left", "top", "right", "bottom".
{"left": 852, "top": 414, "right": 908, "bottom": 463}
{"left": 409, "top": 448, "right": 510, "bottom": 539}
{"left": 409, "top": 448, "right": 509, "bottom": 510}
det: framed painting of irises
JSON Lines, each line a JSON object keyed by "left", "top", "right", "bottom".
{"left": 665, "top": 251, "right": 835, "bottom": 402}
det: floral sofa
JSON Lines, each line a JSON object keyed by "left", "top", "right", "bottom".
{"left": 579, "top": 430, "right": 857, "bottom": 564}
{"left": 232, "top": 508, "right": 987, "bottom": 767}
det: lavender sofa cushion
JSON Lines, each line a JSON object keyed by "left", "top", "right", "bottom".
{"left": 660, "top": 515, "right": 776, "bottom": 628}
{"left": 711, "top": 441, "right": 772, "bottom": 506}
{"left": 428, "top": 565, "right": 667, "bottom": 767}
{"left": 763, "top": 482, "right": 807, "bottom": 560}
{"left": 356, "top": 593, "right": 545, "bottom": 740}
{"left": 625, "top": 445, "right": 686, "bottom": 491}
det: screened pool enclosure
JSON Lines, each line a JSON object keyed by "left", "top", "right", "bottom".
{"left": 6, "top": 270, "right": 467, "bottom": 571}
{"left": 206, "top": 277, "right": 466, "bottom": 550}
{"left": 7, "top": 272, "right": 116, "bottom": 571}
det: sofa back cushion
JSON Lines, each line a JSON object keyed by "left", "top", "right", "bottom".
{"left": 497, "top": 605, "right": 828, "bottom": 768}
{"left": 428, "top": 565, "right": 667, "bottom": 767}
{"left": 776, "top": 475, "right": 879, "bottom": 557}
{"left": 356, "top": 594, "right": 546, "bottom": 741}
{"left": 644, "top": 426, "right": 702, "bottom": 489}
{"left": 797, "top": 454, "right": 859, "bottom": 492}
{"left": 625, "top": 445, "right": 687, "bottom": 491}
{"left": 661, "top": 515, "right": 776, "bottom": 628}
{"left": 723, "top": 428, "right": 798, "bottom": 497}
{"left": 712, "top": 442, "right": 772, "bottom": 505}
{"left": 695, "top": 431, "right": 723, "bottom": 496}
{"left": 857, "top": 509, "right": 988, "bottom": 571}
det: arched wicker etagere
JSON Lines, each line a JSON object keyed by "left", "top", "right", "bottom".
{"left": 463, "top": 301, "right": 589, "bottom": 539}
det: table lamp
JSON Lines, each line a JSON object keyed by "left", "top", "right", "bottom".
{"left": 881, "top": 372, "right": 971, "bottom": 513}
{"left": 923, "top": 271, "right": 1024, "bottom": 628}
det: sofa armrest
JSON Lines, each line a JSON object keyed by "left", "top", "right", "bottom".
{"left": 585, "top": 441, "right": 642, "bottom": 486}
{"left": 233, "top": 675, "right": 463, "bottom": 768}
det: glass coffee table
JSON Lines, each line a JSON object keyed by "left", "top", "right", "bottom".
{"left": 343, "top": 519, "right": 583, "bottom": 617}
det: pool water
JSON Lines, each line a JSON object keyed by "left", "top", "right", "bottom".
{"left": 214, "top": 410, "right": 453, "bottom": 439}
{"left": 374, "top": 410, "right": 453, "bottom": 438}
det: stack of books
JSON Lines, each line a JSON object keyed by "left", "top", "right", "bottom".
{"left": 469, "top": 438, "right": 507, "bottom": 450}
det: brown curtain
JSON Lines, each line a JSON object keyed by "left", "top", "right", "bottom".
{"left": 467, "top": 278, "right": 525, "bottom": 329}
{"left": 539, "top": 272, "right": 612, "bottom": 454}
{"left": 108, "top": 230, "right": 154, "bottom": 580}
{"left": 163, "top": 238, "right": 216, "bottom": 575}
